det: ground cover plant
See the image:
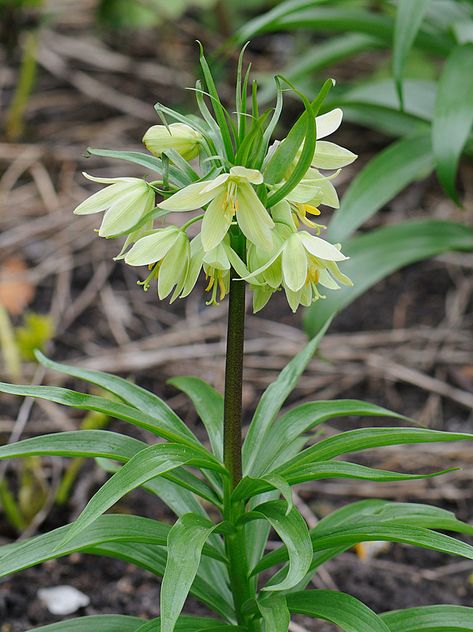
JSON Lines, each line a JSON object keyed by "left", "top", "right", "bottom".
{"left": 1, "top": 47, "right": 473, "bottom": 631}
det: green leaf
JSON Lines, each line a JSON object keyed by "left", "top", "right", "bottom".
{"left": 29, "top": 616, "right": 145, "bottom": 632}
{"left": 0, "top": 380, "right": 199, "bottom": 447}
{"left": 0, "top": 515, "right": 172, "bottom": 577}
{"left": 326, "top": 133, "right": 434, "bottom": 243}
{"left": 282, "top": 427, "right": 473, "bottom": 470}
{"left": 61, "top": 443, "right": 225, "bottom": 546}
{"left": 433, "top": 43, "right": 473, "bottom": 201}
{"left": 88, "top": 542, "right": 235, "bottom": 621}
{"left": 234, "top": 462, "right": 453, "bottom": 501}
{"left": 243, "top": 323, "right": 328, "bottom": 473}
{"left": 304, "top": 220, "right": 473, "bottom": 336}
{"left": 286, "top": 590, "right": 390, "bottom": 632}
{"left": 169, "top": 376, "right": 224, "bottom": 460}
{"left": 257, "top": 593, "right": 290, "bottom": 632}
{"left": 381, "top": 605, "right": 473, "bottom": 631}
{"left": 248, "top": 500, "right": 312, "bottom": 591}
{"left": 0, "top": 428, "right": 145, "bottom": 460}
{"left": 393, "top": 0, "right": 431, "bottom": 108}
{"left": 160, "top": 514, "right": 223, "bottom": 632}
{"left": 134, "top": 617, "right": 233, "bottom": 632}
{"left": 36, "top": 352, "right": 195, "bottom": 443}
{"left": 249, "top": 399, "right": 405, "bottom": 477}
{"left": 86, "top": 148, "right": 188, "bottom": 187}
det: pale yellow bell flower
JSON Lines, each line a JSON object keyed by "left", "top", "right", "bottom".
{"left": 143, "top": 123, "right": 202, "bottom": 161}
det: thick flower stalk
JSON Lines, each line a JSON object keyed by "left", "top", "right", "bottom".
{"left": 74, "top": 53, "right": 356, "bottom": 314}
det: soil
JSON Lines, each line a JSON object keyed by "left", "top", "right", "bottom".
{"left": 1, "top": 3, "right": 473, "bottom": 631}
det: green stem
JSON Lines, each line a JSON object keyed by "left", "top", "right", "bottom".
{"left": 223, "top": 253, "right": 260, "bottom": 629}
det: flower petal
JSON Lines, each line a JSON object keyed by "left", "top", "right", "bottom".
{"left": 181, "top": 235, "right": 205, "bottom": 298}
{"left": 159, "top": 181, "right": 220, "bottom": 212}
{"left": 310, "top": 170, "right": 340, "bottom": 208}
{"left": 282, "top": 234, "right": 307, "bottom": 292}
{"left": 236, "top": 182, "right": 274, "bottom": 251}
{"left": 284, "top": 286, "right": 303, "bottom": 312}
{"left": 203, "top": 241, "right": 231, "bottom": 270}
{"left": 82, "top": 172, "right": 138, "bottom": 185}
{"left": 312, "top": 141, "right": 357, "bottom": 170}
{"left": 74, "top": 182, "right": 133, "bottom": 216}
{"left": 230, "top": 166, "right": 264, "bottom": 184}
{"left": 299, "top": 232, "right": 348, "bottom": 261}
{"left": 201, "top": 190, "right": 232, "bottom": 251}
{"left": 318, "top": 268, "right": 340, "bottom": 290}
{"left": 125, "top": 227, "right": 180, "bottom": 266}
{"left": 252, "top": 285, "right": 273, "bottom": 313}
{"left": 158, "top": 232, "right": 189, "bottom": 299}
{"left": 99, "top": 187, "right": 155, "bottom": 237}
{"left": 316, "top": 108, "right": 343, "bottom": 139}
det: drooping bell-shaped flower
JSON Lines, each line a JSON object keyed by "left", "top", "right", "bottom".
{"left": 74, "top": 173, "right": 155, "bottom": 238}
{"left": 124, "top": 226, "right": 190, "bottom": 301}
{"left": 181, "top": 235, "right": 249, "bottom": 305}
{"left": 143, "top": 123, "right": 202, "bottom": 161}
{"left": 158, "top": 166, "right": 274, "bottom": 252}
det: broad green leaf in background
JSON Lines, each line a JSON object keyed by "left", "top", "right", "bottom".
{"left": 60, "top": 443, "right": 225, "bottom": 546}
{"left": 160, "top": 514, "right": 225, "bottom": 632}
{"left": 432, "top": 43, "right": 473, "bottom": 202}
{"left": 169, "top": 376, "right": 224, "bottom": 460}
{"left": 247, "top": 500, "right": 312, "bottom": 590}
{"left": 393, "top": 0, "right": 431, "bottom": 108}
{"left": 135, "top": 617, "right": 238, "bottom": 632}
{"left": 243, "top": 323, "right": 328, "bottom": 472}
{"left": 326, "top": 133, "right": 434, "bottom": 243}
{"left": 286, "top": 590, "right": 390, "bottom": 632}
{"left": 36, "top": 352, "right": 195, "bottom": 443}
{"left": 257, "top": 593, "right": 290, "bottom": 632}
{"left": 381, "top": 605, "right": 473, "bottom": 631}
{"left": 30, "top": 616, "right": 145, "bottom": 632}
{"left": 304, "top": 220, "right": 473, "bottom": 336}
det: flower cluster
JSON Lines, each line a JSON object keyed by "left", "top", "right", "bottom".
{"left": 74, "top": 54, "right": 356, "bottom": 312}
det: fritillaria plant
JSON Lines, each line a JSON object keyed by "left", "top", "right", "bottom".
{"left": 1, "top": 48, "right": 473, "bottom": 632}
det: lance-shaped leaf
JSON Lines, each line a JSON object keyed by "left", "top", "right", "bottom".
{"left": 257, "top": 593, "right": 290, "bottom": 632}
{"left": 135, "top": 617, "right": 237, "bottom": 632}
{"left": 250, "top": 399, "right": 405, "bottom": 476}
{"left": 86, "top": 542, "right": 234, "bottom": 621}
{"left": 86, "top": 147, "right": 189, "bottom": 187}
{"left": 286, "top": 590, "right": 390, "bottom": 632}
{"left": 246, "top": 500, "right": 312, "bottom": 591}
{"left": 60, "top": 443, "right": 225, "bottom": 546}
{"left": 36, "top": 351, "right": 196, "bottom": 443}
{"left": 243, "top": 323, "right": 328, "bottom": 473}
{"left": 160, "top": 514, "right": 227, "bottom": 632}
{"left": 326, "top": 133, "right": 433, "bottom": 243}
{"left": 0, "top": 381, "right": 201, "bottom": 448}
{"left": 304, "top": 220, "right": 473, "bottom": 336}
{"left": 433, "top": 43, "right": 473, "bottom": 202}
{"left": 233, "top": 462, "right": 453, "bottom": 501}
{"left": 393, "top": 0, "right": 431, "bottom": 108}
{"left": 281, "top": 427, "right": 473, "bottom": 471}
{"left": 381, "top": 604, "right": 473, "bottom": 631}
{"left": 169, "top": 376, "right": 224, "bottom": 460}
{"left": 30, "top": 616, "right": 145, "bottom": 632}
{"left": 0, "top": 430, "right": 145, "bottom": 462}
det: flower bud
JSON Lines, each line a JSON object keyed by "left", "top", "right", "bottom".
{"left": 143, "top": 123, "right": 202, "bottom": 161}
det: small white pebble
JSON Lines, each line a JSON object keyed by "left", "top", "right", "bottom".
{"left": 38, "top": 585, "right": 90, "bottom": 615}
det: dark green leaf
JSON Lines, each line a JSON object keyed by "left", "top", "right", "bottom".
{"left": 381, "top": 605, "right": 473, "bottom": 631}
{"left": 257, "top": 593, "right": 290, "bottom": 632}
{"left": 169, "top": 376, "right": 224, "bottom": 460}
{"left": 134, "top": 617, "right": 232, "bottom": 632}
{"left": 29, "top": 616, "right": 144, "bottom": 632}
{"left": 36, "top": 352, "right": 195, "bottom": 443}
{"left": 243, "top": 323, "right": 328, "bottom": 473}
{"left": 287, "top": 590, "right": 390, "bottom": 632}
{"left": 393, "top": 0, "right": 431, "bottom": 107}
{"left": 433, "top": 43, "right": 473, "bottom": 201}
